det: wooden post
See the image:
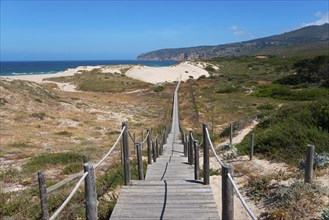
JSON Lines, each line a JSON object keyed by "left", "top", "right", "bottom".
{"left": 122, "top": 122, "right": 131, "bottom": 185}
{"left": 160, "top": 140, "right": 163, "bottom": 155}
{"left": 141, "top": 130, "right": 144, "bottom": 149}
{"left": 120, "top": 140, "right": 123, "bottom": 166}
{"left": 37, "top": 171, "right": 49, "bottom": 220}
{"left": 162, "top": 129, "right": 166, "bottom": 145}
{"left": 84, "top": 163, "right": 97, "bottom": 220}
{"left": 194, "top": 141, "right": 199, "bottom": 180}
{"left": 136, "top": 143, "right": 144, "bottom": 180}
{"left": 147, "top": 129, "right": 152, "bottom": 164}
{"left": 222, "top": 164, "right": 234, "bottom": 220}
{"left": 186, "top": 136, "right": 189, "bottom": 161}
{"left": 305, "top": 144, "right": 315, "bottom": 184}
{"left": 203, "top": 124, "right": 210, "bottom": 185}
{"left": 156, "top": 138, "right": 159, "bottom": 158}
{"left": 229, "top": 123, "right": 233, "bottom": 146}
{"left": 133, "top": 133, "right": 136, "bottom": 154}
{"left": 152, "top": 141, "right": 156, "bottom": 162}
{"left": 189, "top": 131, "right": 194, "bottom": 165}
{"left": 83, "top": 155, "right": 89, "bottom": 163}
{"left": 250, "top": 133, "right": 254, "bottom": 161}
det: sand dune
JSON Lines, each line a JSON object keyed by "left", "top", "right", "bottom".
{"left": 0, "top": 62, "right": 211, "bottom": 90}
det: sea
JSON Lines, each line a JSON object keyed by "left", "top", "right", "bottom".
{"left": 0, "top": 60, "right": 177, "bottom": 76}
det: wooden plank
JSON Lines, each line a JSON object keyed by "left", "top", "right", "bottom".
{"left": 110, "top": 83, "right": 219, "bottom": 220}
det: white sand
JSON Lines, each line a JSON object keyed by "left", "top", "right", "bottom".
{"left": 1, "top": 66, "right": 101, "bottom": 83}
{"left": 0, "top": 62, "right": 209, "bottom": 90}
{"left": 125, "top": 62, "right": 209, "bottom": 84}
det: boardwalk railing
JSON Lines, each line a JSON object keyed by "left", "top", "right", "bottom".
{"left": 178, "top": 121, "right": 257, "bottom": 220}
{"left": 36, "top": 81, "right": 316, "bottom": 220}
{"left": 37, "top": 121, "right": 171, "bottom": 220}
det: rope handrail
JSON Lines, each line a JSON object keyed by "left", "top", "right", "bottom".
{"left": 49, "top": 171, "right": 89, "bottom": 220}
{"left": 205, "top": 127, "right": 224, "bottom": 167}
{"left": 205, "top": 128, "right": 257, "bottom": 220}
{"left": 46, "top": 126, "right": 126, "bottom": 193}
{"left": 140, "top": 131, "right": 149, "bottom": 145}
{"left": 190, "top": 132, "right": 203, "bottom": 147}
{"left": 128, "top": 131, "right": 136, "bottom": 144}
{"left": 94, "top": 126, "right": 125, "bottom": 169}
{"left": 227, "top": 173, "right": 257, "bottom": 220}
{"left": 47, "top": 172, "right": 83, "bottom": 194}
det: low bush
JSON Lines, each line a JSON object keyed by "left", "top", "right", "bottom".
{"left": 256, "top": 103, "right": 275, "bottom": 110}
{"left": 62, "top": 162, "right": 82, "bottom": 175}
{"left": 253, "top": 84, "right": 329, "bottom": 101}
{"left": 205, "top": 65, "right": 216, "bottom": 72}
{"left": 273, "top": 181, "right": 326, "bottom": 219}
{"left": 55, "top": 130, "right": 73, "bottom": 136}
{"left": 237, "top": 102, "right": 329, "bottom": 164}
{"left": 154, "top": 85, "right": 164, "bottom": 93}
{"left": 23, "top": 152, "right": 82, "bottom": 172}
{"left": 216, "top": 85, "right": 238, "bottom": 93}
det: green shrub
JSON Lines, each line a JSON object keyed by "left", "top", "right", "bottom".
{"left": 216, "top": 85, "right": 238, "bottom": 93}
{"left": 205, "top": 65, "right": 216, "bottom": 72}
{"left": 154, "top": 85, "right": 164, "bottom": 93}
{"left": 273, "top": 181, "right": 326, "bottom": 219}
{"left": 274, "top": 74, "right": 307, "bottom": 85}
{"left": 23, "top": 152, "right": 82, "bottom": 172}
{"left": 0, "top": 98, "right": 8, "bottom": 106}
{"left": 253, "top": 84, "right": 329, "bottom": 101}
{"left": 246, "top": 175, "right": 272, "bottom": 201}
{"left": 62, "top": 162, "right": 82, "bottom": 175}
{"left": 55, "top": 130, "right": 73, "bottom": 136}
{"left": 197, "top": 75, "right": 207, "bottom": 80}
{"left": 237, "top": 102, "right": 329, "bottom": 164}
{"left": 256, "top": 103, "right": 275, "bottom": 110}
{"left": 322, "top": 207, "right": 329, "bottom": 220}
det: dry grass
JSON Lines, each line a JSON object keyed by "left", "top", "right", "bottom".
{"left": 0, "top": 78, "right": 174, "bottom": 219}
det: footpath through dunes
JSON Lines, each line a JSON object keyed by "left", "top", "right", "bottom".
{"left": 110, "top": 82, "right": 220, "bottom": 220}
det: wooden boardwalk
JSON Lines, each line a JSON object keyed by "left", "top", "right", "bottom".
{"left": 110, "top": 83, "right": 219, "bottom": 220}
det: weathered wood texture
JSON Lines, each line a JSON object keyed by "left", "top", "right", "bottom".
{"left": 111, "top": 131, "right": 219, "bottom": 219}
{"left": 111, "top": 83, "right": 219, "bottom": 220}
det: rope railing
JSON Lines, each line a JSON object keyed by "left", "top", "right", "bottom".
{"left": 205, "top": 127, "right": 224, "bottom": 167}
{"left": 34, "top": 81, "right": 179, "bottom": 220}
{"left": 204, "top": 126, "right": 257, "bottom": 220}
{"left": 49, "top": 171, "right": 89, "bottom": 220}
{"left": 227, "top": 173, "right": 257, "bottom": 220}
{"left": 190, "top": 133, "right": 203, "bottom": 147}
{"left": 94, "top": 126, "right": 125, "bottom": 169}
{"left": 40, "top": 126, "right": 126, "bottom": 219}
{"left": 141, "top": 131, "right": 149, "bottom": 145}
{"left": 128, "top": 131, "right": 136, "bottom": 144}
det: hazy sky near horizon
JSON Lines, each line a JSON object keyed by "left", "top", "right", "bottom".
{"left": 1, "top": 0, "right": 328, "bottom": 61}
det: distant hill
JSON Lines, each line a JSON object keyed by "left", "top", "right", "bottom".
{"left": 137, "top": 24, "right": 329, "bottom": 60}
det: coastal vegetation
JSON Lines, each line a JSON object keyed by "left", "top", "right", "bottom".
{"left": 45, "top": 68, "right": 150, "bottom": 93}
{"left": 177, "top": 54, "right": 328, "bottom": 218}
{"left": 1, "top": 52, "right": 328, "bottom": 219}
{"left": 0, "top": 76, "right": 173, "bottom": 219}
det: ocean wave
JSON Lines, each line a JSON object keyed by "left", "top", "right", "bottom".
{"left": 9, "top": 71, "right": 58, "bottom": 76}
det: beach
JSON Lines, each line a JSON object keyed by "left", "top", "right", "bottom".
{"left": 0, "top": 62, "right": 210, "bottom": 88}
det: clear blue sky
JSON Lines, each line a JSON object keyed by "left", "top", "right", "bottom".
{"left": 1, "top": 0, "right": 328, "bottom": 61}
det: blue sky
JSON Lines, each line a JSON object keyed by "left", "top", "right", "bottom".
{"left": 0, "top": 0, "right": 328, "bottom": 61}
